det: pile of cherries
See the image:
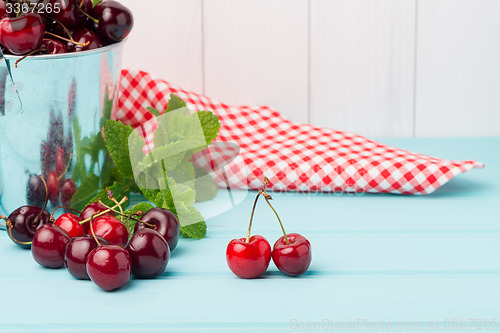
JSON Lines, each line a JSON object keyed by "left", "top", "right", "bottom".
{"left": 226, "top": 178, "right": 312, "bottom": 278}
{"left": 0, "top": 0, "right": 133, "bottom": 58}
{"left": 0, "top": 183, "right": 179, "bottom": 292}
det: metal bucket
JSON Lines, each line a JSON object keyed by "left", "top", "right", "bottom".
{"left": 0, "top": 42, "right": 124, "bottom": 216}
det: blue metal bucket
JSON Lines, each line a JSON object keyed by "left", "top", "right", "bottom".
{"left": 0, "top": 42, "right": 124, "bottom": 216}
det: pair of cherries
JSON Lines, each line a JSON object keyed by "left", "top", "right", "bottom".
{"left": 226, "top": 178, "right": 312, "bottom": 278}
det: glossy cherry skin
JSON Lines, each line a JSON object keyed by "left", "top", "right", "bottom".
{"left": 55, "top": 213, "right": 84, "bottom": 238}
{"left": 92, "top": 0, "right": 133, "bottom": 42}
{"left": 46, "top": 0, "right": 92, "bottom": 29}
{"left": 80, "top": 202, "right": 114, "bottom": 234}
{"left": 126, "top": 228, "right": 170, "bottom": 278}
{"left": 61, "top": 178, "right": 77, "bottom": 207}
{"left": 37, "top": 38, "right": 67, "bottom": 54}
{"left": 0, "top": 13, "right": 45, "bottom": 55}
{"left": 26, "top": 174, "right": 46, "bottom": 207}
{"left": 31, "top": 223, "right": 71, "bottom": 268}
{"left": 88, "top": 215, "right": 128, "bottom": 247}
{"left": 135, "top": 208, "right": 180, "bottom": 251}
{"left": 226, "top": 235, "right": 271, "bottom": 279}
{"left": 87, "top": 245, "right": 131, "bottom": 291}
{"left": 272, "top": 233, "right": 312, "bottom": 277}
{"left": 64, "top": 235, "right": 108, "bottom": 280}
{"left": 6, "top": 206, "right": 51, "bottom": 248}
{"left": 68, "top": 28, "right": 102, "bottom": 52}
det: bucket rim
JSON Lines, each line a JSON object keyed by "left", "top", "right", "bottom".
{"left": 4, "top": 39, "right": 126, "bottom": 61}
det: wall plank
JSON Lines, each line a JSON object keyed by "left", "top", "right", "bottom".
{"left": 310, "top": 0, "right": 416, "bottom": 137}
{"left": 203, "top": 0, "right": 309, "bottom": 123}
{"left": 415, "top": 0, "right": 500, "bottom": 137}
{"left": 119, "top": 0, "right": 204, "bottom": 93}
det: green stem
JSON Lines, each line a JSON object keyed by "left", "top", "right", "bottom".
{"left": 79, "top": 196, "right": 128, "bottom": 225}
{"left": 246, "top": 190, "right": 262, "bottom": 243}
{"left": 263, "top": 194, "right": 290, "bottom": 246}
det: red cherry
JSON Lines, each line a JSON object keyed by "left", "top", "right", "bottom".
{"left": 134, "top": 208, "right": 180, "bottom": 251}
{"left": 46, "top": 0, "right": 92, "bottom": 29}
{"left": 55, "top": 147, "right": 65, "bottom": 177}
{"left": 37, "top": 38, "right": 67, "bottom": 54}
{"left": 92, "top": 0, "right": 133, "bottom": 42}
{"left": 226, "top": 235, "right": 271, "bottom": 279}
{"left": 88, "top": 215, "right": 128, "bottom": 247}
{"left": 86, "top": 245, "right": 131, "bottom": 291}
{"left": 64, "top": 235, "right": 108, "bottom": 280}
{"left": 80, "top": 202, "right": 114, "bottom": 234}
{"left": 55, "top": 213, "right": 84, "bottom": 238}
{"left": 126, "top": 228, "right": 170, "bottom": 278}
{"left": 60, "top": 178, "right": 77, "bottom": 208}
{"left": 31, "top": 223, "right": 70, "bottom": 268}
{"left": 47, "top": 170, "right": 60, "bottom": 206}
{"left": 68, "top": 28, "right": 102, "bottom": 52}
{"left": 272, "top": 233, "right": 312, "bottom": 277}
{"left": 0, "top": 13, "right": 45, "bottom": 55}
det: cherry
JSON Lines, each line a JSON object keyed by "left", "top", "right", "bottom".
{"left": 0, "top": 13, "right": 45, "bottom": 55}
{"left": 86, "top": 244, "right": 131, "bottom": 291}
{"left": 55, "top": 213, "right": 84, "bottom": 238}
{"left": 92, "top": 0, "right": 133, "bottom": 42}
{"left": 126, "top": 228, "right": 170, "bottom": 278}
{"left": 64, "top": 235, "right": 108, "bottom": 279}
{"left": 61, "top": 178, "right": 77, "bottom": 208}
{"left": 1, "top": 206, "right": 51, "bottom": 248}
{"left": 55, "top": 147, "right": 65, "bottom": 176}
{"left": 47, "top": 170, "right": 60, "bottom": 206}
{"left": 40, "top": 140, "right": 53, "bottom": 178}
{"left": 68, "top": 28, "right": 102, "bottom": 52}
{"left": 272, "top": 233, "right": 312, "bottom": 277}
{"left": 226, "top": 235, "right": 271, "bottom": 279}
{"left": 26, "top": 174, "right": 46, "bottom": 207}
{"left": 80, "top": 202, "right": 114, "bottom": 234}
{"left": 0, "top": 2, "right": 8, "bottom": 20}
{"left": 46, "top": 0, "right": 92, "bottom": 29}
{"left": 36, "top": 38, "right": 67, "bottom": 54}
{"left": 31, "top": 223, "right": 71, "bottom": 268}
{"left": 88, "top": 215, "right": 128, "bottom": 247}
{"left": 134, "top": 208, "right": 180, "bottom": 251}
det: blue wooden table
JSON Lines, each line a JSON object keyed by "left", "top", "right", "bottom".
{"left": 1, "top": 138, "right": 499, "bottom": 332}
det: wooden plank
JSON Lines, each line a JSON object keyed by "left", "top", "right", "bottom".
{"left": 119, "top": 0, "right": 204, "bottom": 93}
{"left": 416, "top": 0, "right": 500, "bottom": 136}
{"left": 310, "top": 0, "right": 416, "bottom": 137}
{"left": 203, "top": 0, "right": 309, "bottom": 123}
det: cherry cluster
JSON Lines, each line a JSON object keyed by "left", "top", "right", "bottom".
{"left": 226, "top": 178, "right": 312, "bottom": 278}
{"left": 0, "top": 0, "right": 133, "bottom": 59}
{"left": 1, "top": 185, "right": 179, "bottom": 292}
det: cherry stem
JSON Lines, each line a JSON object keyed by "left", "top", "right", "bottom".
{"left": 79, "top": 196, "right": 128, "bottom": 225}
{"left": 45, "top": 31, "right": 90, "bottom": 47}
{"left": 57, "top": 152, "right": 73, "bottom": 181}
{"left": 261, "top": 177, "right": 289, "bottom": 245}
{"left": 75, "top": 1, "right": 99, "bottom": 24}
{"left": 5, "top": 219, "right": 32, "bottom": 245}
{"left": 50, "top": 206, "right": 81, "bottom": 222}
{"left": 33, "top": 174, "right": 49, "bottom": 225}
{"left": 246, "top": 190, "right": 263, "bottom": 243}
{"left": 97, "top": 199, "right": 155, "bottom": 229}
{"left": 107, "top": 189, "right": 124, "bottom": 222}
{"left": 89, "top": 213, "right": 101, "bottom": 247}
{"left": 14, "top": 48, "right": 48, "bottom": 68}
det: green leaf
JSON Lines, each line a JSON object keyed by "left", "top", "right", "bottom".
{"left": 196, "top": 111, "right": 221, "bottom": 146}
{"left": 124, "top": 202, "right": 155, "bottom": 234}
{"left": 166, "top": 94, "right": 187, "bottom": 112}
{"left": 141, "top": 188, "right": 164, "bottom": 208}
{"left": 90, "top": 182, "right": 130, "bottom": 210}
{"left": 70, "top": 174, "right": 100, "bottom": 211}
{"left": 147, "top": 107, "right": 161, "bottom": 117}
{"left": 180, "top": 221, "right": 207, "bottom": 240}
{"left": 103, "top": 120, "right": 134, "bottom": 179}
{"left": 194, "top": 167, "right": 218, "bottom": 202}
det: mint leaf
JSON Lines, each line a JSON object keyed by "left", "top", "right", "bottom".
{"left": 104, "top": 120, "right": 134, "bottom": 179}
{"left": 90, "top": 182, "right": 130, "bottom": 210}
{"left": 124, "top": 202, "right": 154, "bottom": 234}
{"left": 194, "top": 167, "right": 217, "bottom": 202}
{"left": 141, "top": 188, "right": 164, "bottom": 208}
{"left": 166, "top": 94, "right": 187, "bottom": 112}
{"left": 147, "top": 107, "right": 161, "bottom": 117}
{"left": 196, "top": 111, "right": 221, "bottom": 145}
{"left": 70, "top": 174, "right": 100, "bottom": 211}
{"left": 180, "top": 222, "right": 207, "bottom": 240}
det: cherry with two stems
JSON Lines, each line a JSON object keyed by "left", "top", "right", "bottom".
{"left": 226, "top": 189, "right": 272, "bottom": 279}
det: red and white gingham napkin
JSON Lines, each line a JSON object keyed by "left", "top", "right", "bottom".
{"left": 116, "top": 69, "right": 484, "bottom": 195}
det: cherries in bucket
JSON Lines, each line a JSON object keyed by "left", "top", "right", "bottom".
{"left": 0, "top": 0, "right": 133, "bottom": 61}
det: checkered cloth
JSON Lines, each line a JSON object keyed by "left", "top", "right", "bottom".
{"left": 116, "top": 69, "right": 484, "bottom": 195}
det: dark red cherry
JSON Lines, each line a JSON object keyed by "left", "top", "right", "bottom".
{"left": 61, "top": 178, "right": 77, "bottom": 208}
{"left": 80, "top": 202, "right": 114, "bottom": 234}
{"left": 92, "top": 0, "right": 133, "bottom": 42}
{"left": 89, "top": 215, "right": 128, "bottom": 247}
{"left": 4, "top": 206, "right": 51, "bottom": 248}
{"left": 37, "top": 38, "right": 67, "bottom": 54}
{"left": 46, "top": 0, "right": 92, "bottom": 29}
{"left": 87, "top": 245, "right": 131, "bottom": 291}
{"left": 47, "top": 170, "right": 60, "bottom": 206}
{"left": 55, "top": 213, "right": 84, "bottom": 238}
{"left": 0, "top": 13, "right": 45, "bottom": 55}
{"left": 31, "top": 223, "right": 70, "bottom": 268}
{"left": 40, "top": 140, "right": 53, "bottom": 178}
{"left": 135, "top": 208, "right": 180, "bottom": 251}
{"left": 55, "top": 147, "right": 65, "bottom": 176}
{"left": 68, "top": 28, "right": 102, "bottom": 52}
{"left": 0, "top": 2, "right": 8, "bottom": 19}
{"left": 64, "top": 235, "right": 108, "bottom": 279}
{"left": 126, "top": 229, "right": 170, "bottom": 278}
{"left": 26, "top": 174, "right": 46, "bottom": 207}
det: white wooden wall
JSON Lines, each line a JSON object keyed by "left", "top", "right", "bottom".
{"left": 120, "top": 0, "right": 500, "bottom": 137}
